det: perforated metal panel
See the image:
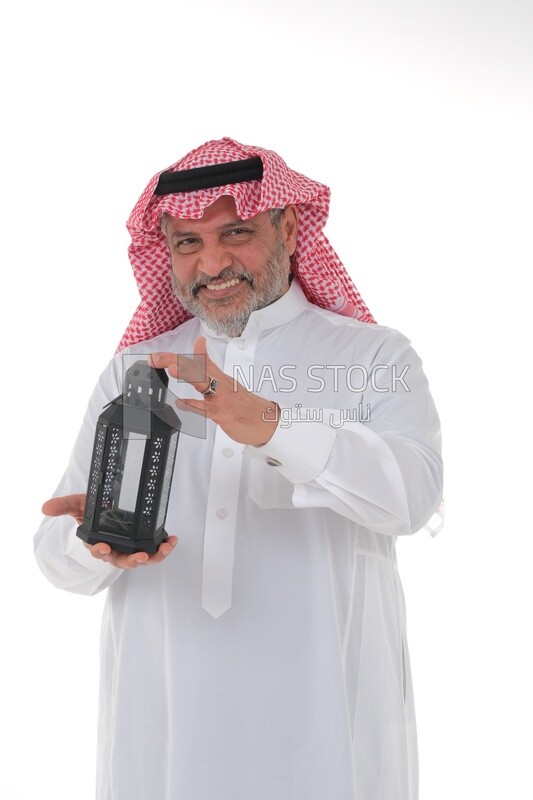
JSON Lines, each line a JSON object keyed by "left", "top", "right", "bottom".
{"left": 84, "top": 424, "right": 106, "bottom": 523}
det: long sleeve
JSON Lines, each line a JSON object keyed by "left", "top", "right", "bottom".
{"left": 244, "top": 331, "right": 443, "bottom": 536}
{"left": 34, "top": 357, "right": 125, "bottom": 595}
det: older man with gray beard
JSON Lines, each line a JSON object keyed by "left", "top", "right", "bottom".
{"left": 35, "top": 137, "right": 443, "bottom": 800}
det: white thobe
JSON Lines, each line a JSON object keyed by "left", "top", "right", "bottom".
{"left": 34, "top": 279, "right": 443, "bottom": 800}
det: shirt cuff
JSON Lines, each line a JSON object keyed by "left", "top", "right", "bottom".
{"left": 243, "top": 409, "right": 337, "bottom": 484}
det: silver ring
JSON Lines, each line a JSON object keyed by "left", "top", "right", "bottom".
{"left": 200, "top": 377, "right": 218, "bottom": 397}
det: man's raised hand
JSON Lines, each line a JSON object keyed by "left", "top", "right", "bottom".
{"left": 150, "top": 336, "right": 280, "bottom": 447}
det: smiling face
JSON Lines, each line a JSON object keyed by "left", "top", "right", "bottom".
{"left": 164, "top": 196, "right": 298, "bottom": 337}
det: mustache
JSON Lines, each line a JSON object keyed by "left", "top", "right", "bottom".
{"left": 190, "top": 269, "right": 254, "bottom": 296}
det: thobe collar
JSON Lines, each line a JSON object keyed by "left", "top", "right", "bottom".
{"left": 199, "top": 277, "right": 309, "bottom": 342}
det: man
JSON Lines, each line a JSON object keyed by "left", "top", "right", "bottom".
{"left": 35, "top": 137, "right": 443, "bottom": 800}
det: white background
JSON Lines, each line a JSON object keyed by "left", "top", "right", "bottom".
{"left": 1, "top": 0, "right": 532, "bottom": 797}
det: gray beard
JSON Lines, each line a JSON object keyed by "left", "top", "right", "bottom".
{"left": 170, "top": 234, "right": 291, "bottom": 338}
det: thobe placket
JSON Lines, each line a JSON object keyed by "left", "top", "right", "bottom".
{"left": 201, "top": 327, "right": 259, "bottom": 618}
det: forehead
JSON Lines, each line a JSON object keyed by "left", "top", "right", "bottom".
{"left": 165, "top": 195, "right": 271, "bottom": 236}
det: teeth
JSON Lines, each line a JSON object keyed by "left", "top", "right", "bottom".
{"left": 205, "top": 278, "right": 242, "bottom": 291}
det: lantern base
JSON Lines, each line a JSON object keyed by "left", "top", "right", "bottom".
{"left": 76, "top": 524, "right": 168, "bottom": 555}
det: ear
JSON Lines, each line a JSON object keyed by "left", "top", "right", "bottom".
{"left": 280, "top": 205, "right": 299, "bottom": 256}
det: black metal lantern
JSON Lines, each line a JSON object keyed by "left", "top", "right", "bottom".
{"left": 77, "top": 361, "right": 181, "bottom": 554}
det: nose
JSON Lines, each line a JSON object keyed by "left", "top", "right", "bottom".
{"left": 197, "top": 244, "right": 233, "bottom": 278}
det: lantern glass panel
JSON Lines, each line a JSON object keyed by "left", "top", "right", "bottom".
{"left": 98, "top": 428, "right": 147, "bottom": 535}
{"left": 118, "top": 433, "right": 147, "bottom": 512}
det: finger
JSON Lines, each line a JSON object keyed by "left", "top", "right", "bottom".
{"left": 85, "top": 543, "right": 145, "bottom": 569}
{"left": 191, "top": 337, "right": 217, "bottom": 393}
{"left": 192, "top": 337, "right": 223, "bottom": 380}
{"left": 148, "top": 352, "right": 178, "bottom": 370}
{"left": 115, "top": 535, "right": 178, "bottom": 569}
{"left": 42, "top": 494, "right": 86, "bottom": 518}
{"left": 174, "top": 396, "right": 206, "bottom": 416}
{"left": 88, "top": 542, "right": 112, "bottom": 559}
{"left": 115, "top": 551, "right": 150, "bottom": 569}
{"left": 146, "top": 535, "right": 179, "bottom": 564}
{"left": 151, "top": 342, "right": 226, "bottom": 396}
{"left": 193, "top": 336, "right": 208, "bottom": 357}
{"left": 150, "top": 351, "right": 208, "bottom": 386}
{"left": 178, "top": 398, "right": 208, "bottom": 414}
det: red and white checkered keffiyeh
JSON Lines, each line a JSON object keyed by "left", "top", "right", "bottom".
{"left": 119, "top": 137, "right": 375, "bottom": 351}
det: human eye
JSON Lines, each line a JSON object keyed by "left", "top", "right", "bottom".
{"left": 174, "top": 237, "right": 201, "bottom": 253}
{"left": 224, "top": 227, "right": 253, "bottom": 242}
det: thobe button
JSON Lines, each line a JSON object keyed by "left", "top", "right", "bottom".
{"left": 266, "top": 457, "right": 282, "bottom": 467}
{"left": 237, "top": 339, "right": 248, "bottom": 350}
{"left": 216, "top": 508, "right": 228, "bottom": 519}
{"left": 222, "top": 448, "right": 234, "bottom": 458}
